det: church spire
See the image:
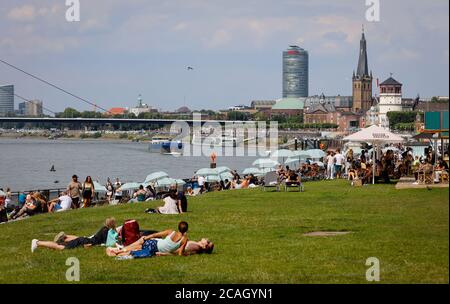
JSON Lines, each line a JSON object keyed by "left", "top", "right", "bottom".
{"left": 356, "top": 28, "right": 369, "bottom": 78}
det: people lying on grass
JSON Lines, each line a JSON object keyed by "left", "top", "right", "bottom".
{"left": 10, "top": 194, "right": 42, "bottom": 220}
{"left": 31, "top": 217, "right": 116, "bottom": 252}
{"left": 47, "top": 191, "right": 73, "bottom": 213}
{"left": 129, "top": 185, "right": 146, "bottom": 203}
{"left": 145, "top": 189, "right": 179, "bottom": 214}
{"left": 231, "top": 177, "right": 250, "bottom": 190}
{"left": 156, "top": 238, "right": 215, "bottom": 256}
{"left": 106, "top": 221, "right": 189, "bottom": 259}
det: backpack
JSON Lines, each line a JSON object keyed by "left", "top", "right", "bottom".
{"left": 120, "top": 219, "right": 140, "bottom": 246}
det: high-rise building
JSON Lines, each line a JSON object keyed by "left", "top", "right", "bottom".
{"left": 0, "top": 85, "right": 14, "bottom": 116}
{"left": 352, "top": 29, "right": 373, "bottom": 113}
{"left": 19, "top": 100, "right": 43, "bottom": 116}
{"left": 283, "top": 46, "right": 309, "bottom": 98}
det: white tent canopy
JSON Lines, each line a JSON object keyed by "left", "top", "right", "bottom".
{"left": 343, "top": 125, "right": 404, "bottom": 143}
{"left": 343, "top": 125, "right": 405, "bottom": 184}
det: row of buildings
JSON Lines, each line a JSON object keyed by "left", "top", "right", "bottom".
{"left": 0, "top": 84, "right": 43, "bottom": 117}
{"left": 248, "top": 29, "right": 448, "bottom": 131}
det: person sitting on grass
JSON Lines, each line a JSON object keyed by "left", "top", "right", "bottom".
{"left": 31, "top": 217, "right": 116, "bottom": 252}
{"left": 47, "top": 191, "right": 72, "bottom": 213}
{"left": 145, "top": 189, "right": 180, "bottom": 214}
{"left": 10, "top": 194, "right": 42, "bottom": 220}
{"left": 106, "top": 221, "right": 189, "bottom": 259}
{"left": 129, "top": 185, "right": 146, "bottom": 203}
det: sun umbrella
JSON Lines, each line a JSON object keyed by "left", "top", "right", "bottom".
{"left": 216, "top": 166, "right": 232, "bottom": 173}
{"left": 292, "top": 150, "right": 312, "bottom": 159}
{"left": 195, "top": 168, "right": 218, "bottom": 176}
{"left": 144, "top": 171, "right": 169, "bottom": 183}
{"left": 271, "top": 149, "right": 295, "bottom": 164}
{"left": 120, "top": 183, "right": 142, "bottom": 191}
{"left": 252, "top": 158, "right": 279, "bottom": 168}
{"left": 0, "top": 190, "right": 6, "bottom": 197}
{"left": 93, "top": 181, "right": 107, "bottom": 193}
{"left": 285, "top": 158, "right": 307, "bottom": 167}
{"left": 205, "top": 175, "right": 221, "bottom": 182}
{"left": 174, "top": 179, "right": 186, "bottom": 185}
{"left": 219, "top": 172, "right": 234, "bottom": 181}
{"left": 242, "top": 168, "right": 263, "bottom": 176}
{"left": 155, "top": 177, "right": 177, "bottom": 187}
{"left": 306, "top": 149, "right": 326, "bottom": 159}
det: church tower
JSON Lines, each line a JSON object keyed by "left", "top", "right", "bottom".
{"left": 352, "top": 27, "right": 373, "bottom": 113}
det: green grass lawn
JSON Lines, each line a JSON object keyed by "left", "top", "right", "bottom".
{"left": 0, "top": 180, "right": 448, "bottom": 284}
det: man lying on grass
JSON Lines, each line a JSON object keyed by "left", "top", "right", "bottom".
{"left": 31, "top": 217, "right": 116, "bottom": 252}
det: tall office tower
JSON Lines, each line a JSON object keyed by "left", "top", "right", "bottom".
{"left": 0, "top": 85, "right": 14, "bottom": 116}
{"left": 283, "top": 46, "right": 309, "bottom": 98}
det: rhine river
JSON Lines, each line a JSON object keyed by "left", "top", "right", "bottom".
{"left": 0, "top": 138, "right": 261, "bottom": 191}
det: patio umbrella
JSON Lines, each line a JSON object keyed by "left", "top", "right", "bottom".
{"left": 195, "top": 168, "right": 218, "bottom": 176}
{"left": 0, "top": 190, "right": 5, "bottom": 197}
{"left": 144, "top": 171, "right": 169, "bottom": 183}
{"left": 93, "top": 181, "right": 107, "bottom": 193}
{"left": 155, "top": 177, "right": 177, "bottom": 187}
{"left": 120, "top": 182, "right": 142, "bottom": 191}
{"left": 205, "top": 175, "right": 221, "bottom": 182}
{"left": 242, "top": 168, "right": 263, "bottom": 176}
{"left": 344, "top": 125, "right": 405, "bottom": 184}
{"left": 271, "top": 149, "right": 294, "bottom": 163}
{"left": 216, "top": 166, "right": 232, "bottom": 173}
{"left": 292, "top": 150, "right": 312, "bottom": 158}
{"left": 306, "top": 149, "right": 326, "bottom": 159}
{"left": 252, "top": 158, "right": 279, "bottom": 168}
{"left": 219, "top": 172, "right": 234, "bottom": 181}
{"left": 285, "top": 158, "right": 307, "bottom": 167}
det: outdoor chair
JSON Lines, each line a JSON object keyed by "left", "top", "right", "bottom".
{"left": 440, "top": 170, "right": 449, "bottom": 183}
{"left": 418, "top": 164, "right": 434, "bottom": 184}
{"left": 263, "top": 171, "right": 280, "bottom": 192}
{"left": 283, "top": 180, "right": 304, "bottom": 192}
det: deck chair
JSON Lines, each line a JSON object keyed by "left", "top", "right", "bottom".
{"left": 263, "top": 171, "right": 280, "bottom": 192}
{"left": 284, "top": 179, "right": 304, "bottom": 192}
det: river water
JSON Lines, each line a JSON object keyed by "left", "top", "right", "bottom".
{"left": 0, "top": 138, "right": 261, "bottom": 191}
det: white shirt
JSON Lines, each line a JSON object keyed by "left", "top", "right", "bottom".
{"left": 334, "top": 153, "right": 345, "bottom": 166}
{"left": 59, "top": 195, "right": 72, "bottom": 211}
{"left": 159, "top": 196, "right": 180, "bottom": 215}
{"left": 198, "top": 176, "right": 205, "bottom": 186}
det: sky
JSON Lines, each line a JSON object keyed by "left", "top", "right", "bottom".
{"left": 0, "top": 0, "right": 448, "bottom": 113}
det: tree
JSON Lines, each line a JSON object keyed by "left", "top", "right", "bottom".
{"left": 58, "top": 107, "right": 81, "bottom": 118}
{"left": 386, "top": 111, "right": 418, "bottom": 129}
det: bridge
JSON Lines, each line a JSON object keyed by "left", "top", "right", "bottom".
{"left": 0, "top": 117, "right": 254, "bottom": 130}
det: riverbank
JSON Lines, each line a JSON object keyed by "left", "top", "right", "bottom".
{"left": 0, "top": 180, "right": 448, "bottom": 283}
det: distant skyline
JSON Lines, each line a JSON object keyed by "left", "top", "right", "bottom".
{"left": 0, "top": 0, "right": 448, "bottom": 113}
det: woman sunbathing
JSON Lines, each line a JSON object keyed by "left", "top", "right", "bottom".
{"left": 156, "top": 238, "right": 215, "bottom": 256}
{"left": 106, "top": 221, "right": 189, "bottom": 259}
